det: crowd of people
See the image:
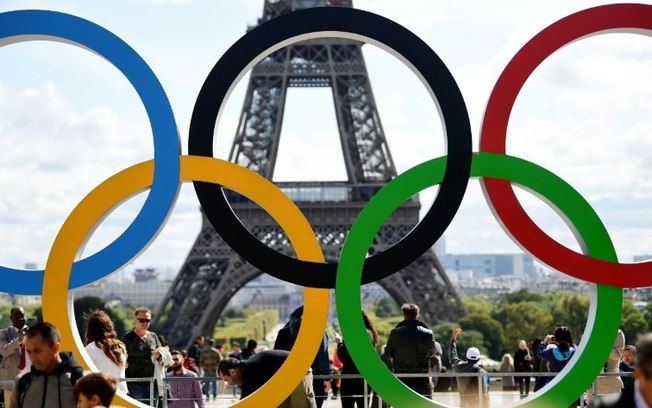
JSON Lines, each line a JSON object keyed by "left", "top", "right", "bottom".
{"left": 0, "top": 303, "right": 650, "bottom": 407}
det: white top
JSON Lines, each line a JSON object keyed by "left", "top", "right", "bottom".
{"left": 85, "top": 341, "right": 128, "bottom": 393}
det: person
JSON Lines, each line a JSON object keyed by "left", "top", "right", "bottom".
{"left": 218, "top": 350, "right": 317, "bottom": 407}
{"left": 227, "top": 342, "right": 243, "bottom": 399}
{"left": 121, "top": 306, "right": 168, "bottom": 405}
{"left": 590, "top": 332, "right": 652, "bottom": 407}
{"left": 449, "top": 327, "right": 489, "bottom": 408}
{"left": 500, "top": 353, "right": 516, "bottom": 391}
{"left": 199, "top": 338, "right": 222, "bottom": 400}
{"left": 334, "top": 310, "right": 379, "bottom": 408}
{"left": 0, "top": 307, "right": 31, "bottom": 406}
{"left": 187, "top": 336, "right": 204, "bottom": 364}
{"left": 167, "top": 350, "right": 205, "bottom": 408}
{"left": 587, "top": 329, "right": 625, "bottom": 404}
{"left": 531, "top": 338, "right": 549, "bottom": 392}
{"left": 385, "top": 303, "right": 436, "bottom": 398}
{"left": 10, "top": 322, "right": 84, "bottom": 408}
{"left": 620, "top": 344, "right": 636, "bottom": 389}
{"left": 241, "top": 339, "right": 258, "bottom": 360}
{"left": 275, "top": 306, "right": 330, "bottom": 407}
{"left": 73, "top": 372, "right": 117, "bottom": 408}
{"left": 514, "top": 340, "right": 533, "bottom": 398}
{"left": 179, "top": 349, "right": 201, "bottom": 376}
{"left": 228, "top": 342, "right": 243, "bottom": 360}
{"left": 328, "top": 358, "right": 341, "bottom": 400}
{"left": 430, "top": 340, "right": 444, "bottom": 390}
{"left": 537, "top": 326, "right": 576, "bottom": 389}
{"left": 83, "top": 310, "right": 128, "bottom": 394}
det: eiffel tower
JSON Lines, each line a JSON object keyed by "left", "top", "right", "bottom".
{"left": 156, "top": 0, "right": 466, "bottom": 347}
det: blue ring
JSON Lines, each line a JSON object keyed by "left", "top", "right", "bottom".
{"left": 0, "top": 10, "right": 180, "bottom": 294}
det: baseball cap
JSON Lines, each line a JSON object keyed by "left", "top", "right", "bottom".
{"left": 466, "top": 347, "right": 481, "bottom": 360}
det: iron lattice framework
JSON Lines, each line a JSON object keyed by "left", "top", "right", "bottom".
{"left": 156, "top": 0, "right": 466, "bottom": 347}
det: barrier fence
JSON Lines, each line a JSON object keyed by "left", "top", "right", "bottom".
{"left": 0, "top": 370, "right": 633, "bottom": 407}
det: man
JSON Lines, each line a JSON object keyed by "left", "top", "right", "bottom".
{"left": 218, "top": 349, "right": 317, "bottom": 408}
{"left": 592, "top": 333, "right": 652, "bottom": 407}
{"left": 385, "top": 303, "right": 436, "bottom": 398}
{"left": 10, "top": 322, "right": 84, "bottom": 408}
{"left": 167, "top": 350, "right": 204, "bottom": 408}
{"left": 0, "top": 307, "right": 30, "bottom": 406}
{"left": 620, "top": 344, "right": 636, "bottom": 389}
{"left": 121, "top": 306, "right": 164, "bottom": 404}
{"left": 449, "top": 327, "right": 489, "bottom": 408}
{"left": 275, "top": 306, "right": 329, "bottom": 407}
{"left": 199, "top": 339, "right": 222, "bottom": 400}
{"left": 187, "top": 336, "right": 204, "bottom": 364}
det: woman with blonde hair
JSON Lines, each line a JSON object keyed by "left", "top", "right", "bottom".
{"left": 500, "top": 353, "right": 516, "bottom": 391}
{"left": 84, "top": 310, "right": 128, "bottom": 394}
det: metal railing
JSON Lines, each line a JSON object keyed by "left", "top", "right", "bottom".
{"left": 0, "top": 371, "right": 634, "bottom": 408}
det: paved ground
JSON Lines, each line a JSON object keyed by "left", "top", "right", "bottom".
{"left": 203, "top": 391, "right": 528, "bottom": 407}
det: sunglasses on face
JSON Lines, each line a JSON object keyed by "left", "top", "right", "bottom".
{"left": 136, "top": 318, "right": 151, "bottom": 323}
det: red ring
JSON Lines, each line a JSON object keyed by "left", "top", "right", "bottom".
{"left": 480, "top": 3, "right": 652, "bottom": 288}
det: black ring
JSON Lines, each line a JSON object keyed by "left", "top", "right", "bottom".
{"left": 189, "top": 7, "right": 472, "bottom": 288}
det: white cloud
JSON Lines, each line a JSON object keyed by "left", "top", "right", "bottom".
{"left": 1, "top": 0, "right": 652, "bottom": 277}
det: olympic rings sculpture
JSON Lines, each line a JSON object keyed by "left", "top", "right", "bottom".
{"left": 0, "top": 3, "right": 648, "bottom": 408}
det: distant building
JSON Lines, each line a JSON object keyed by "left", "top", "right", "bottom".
{"left": 440, "top": 253, "right": 536, "bottom": 280}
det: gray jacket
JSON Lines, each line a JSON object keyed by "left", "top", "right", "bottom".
{"left": 10, "top": 352, "right": 83, "bottom": 408}
{"left": 449, "top": 340, "right": 488, "bottom": 395}
{"left": 0, "top": 326, "right": 22, "bottom": 390}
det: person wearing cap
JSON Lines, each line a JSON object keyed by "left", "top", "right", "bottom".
{"left": 450, "top": 327, "right": 489, "bottom": 408}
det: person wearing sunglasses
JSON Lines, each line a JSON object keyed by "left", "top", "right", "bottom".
{"left": 121, "top": 307, "right": 165, "bottom": 405}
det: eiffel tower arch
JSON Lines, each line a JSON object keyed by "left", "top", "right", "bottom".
{"left": 155, "top": 0, "right": 467, "bottom": 348}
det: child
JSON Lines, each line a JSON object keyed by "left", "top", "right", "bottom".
{"left": 73, "top": 372, "right": 118, "bottom": 408}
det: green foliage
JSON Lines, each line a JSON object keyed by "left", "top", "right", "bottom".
{"left": 366, "top": 310, "right": 402, "bottom": 347}
{"left": 223, "top": 306, "right": 248, "bottom": 319}
{"left": 214, "top": 309, "right": 278, "bottom": 351}
{"left": 502, "top": 289, "right": 543, "bottom": 304}
{"left": 458, "top": 313, "right": 504, "bottom": 359}
{"left": 621, "top": 300, "right": 646, "bottom": 343}
{"left": 492, "top": 302, "right": 553, "bottom": 351}
{"left": 550, "top": 294, "right": 590, "bottom": 340}
{"left": 461, "top": 294, "right": 494, "bottom": 315}
{"left": 374, "top": 297, "right": 400, "bottom": 318}
{"left": 73, "top": 297, "right": 130, "bottom": 340}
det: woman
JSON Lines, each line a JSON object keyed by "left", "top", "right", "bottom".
{"left": 84, "top": 310, "right": 128, "bottom": 394}
{"left": 335, "top": 311, "right": 379, "bottom": 408}
{"left": 514, "top": 339, "right": 533, "bottom": 397}
{"left": 537, "top": 326, "right": 575, "bottom": 390}
{"left": 500, "top": 353, "right": 516, "bottom": 391}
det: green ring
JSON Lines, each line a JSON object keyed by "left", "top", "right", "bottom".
{"left": 336, "top": 152, "right": 622, "bottom": 408}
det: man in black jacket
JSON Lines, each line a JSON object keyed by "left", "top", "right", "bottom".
{"left": 218, "top": 350, "right": 317, "bottom": 407}
{"left": 385, "top": 303, "right": 435, "bottom": 398}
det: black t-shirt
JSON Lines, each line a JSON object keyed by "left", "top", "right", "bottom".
{"left": 240, "top": 350, "right": 289, "bottom": 398}
{"left": 122, "top": 330, "right": 161, "bottom": 378}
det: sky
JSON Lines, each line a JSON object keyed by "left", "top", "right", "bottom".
{"left": 0, "top": 0, "right": 651, "bottom": 285}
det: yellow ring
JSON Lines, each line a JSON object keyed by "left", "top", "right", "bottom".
{"left": 42, "top": 155, "right": 329, "bottom": 408}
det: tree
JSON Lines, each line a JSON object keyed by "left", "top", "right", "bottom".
{"left": 375, "top": 296, "right": 400, "bottom": 318}
{"left": 73, "top": 297, "right": 127, "bottom": 341}
{"left": 621, "top": 300, "right": 646, "bottom": 343}
{"left": 501, "top": 289, "right": 543, "bottom": 304}
{"left": 458, "top": 313, "right": 504, "bottom": 360}
{"left": 461, "top": 294, "right": 494, "bottom": 315}
{"left": 551, "top": 294, "right": 590, "bottom": 340}
{"left": 492, "top": 302, "right": 553, "bottom": 351}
